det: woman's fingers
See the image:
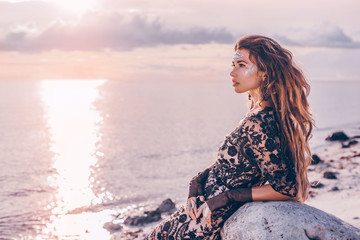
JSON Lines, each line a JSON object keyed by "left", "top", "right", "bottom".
{"left": 197, "top": 202, "right": 211, "bottom": 225}
{"left": 194, "top": 203, "right": 212, "bottom": 225}
{"left": 186, "top": 198, "right": 197, "bottom": 221}
{"left": 207, "top": 215, "right": 212, "bottom": 225}
{"left": 204, "top": 205, "right": 212, "bottom": 225}
{"left": 186, "top": 203, "right": 191, "bottom": 216}
{"left": 195, "top": 205, "right": 203, "bottom": 219}
{"left": 187, "top": 197, "right": 211, "bottom": 222}
{"left": 189, "top": 210, "right": 196, "bottom": 221}
{"left": 190, "top": 199, "right": 197, "bottom": 219}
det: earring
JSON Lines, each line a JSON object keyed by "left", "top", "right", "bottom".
{"left": 263, "top": 89, "right": 269, "bottom": 100}
{"left": 262, "top": 76, "right": 270, "bottom": 100}
{"left": 248, "top": 94, "right": 251, "bottom": 100}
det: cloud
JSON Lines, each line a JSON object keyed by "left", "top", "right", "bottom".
{"left": 0, "top": 1, "right": 74, "bottom": 34}
{"left": 1, "top": 1, "right": 358, "bottom": 53}
{"left": 0, "top": 11, "right": 235, "bottom": 52}
{"left": 274, "top": 22, "right": 360, "bottom": 49}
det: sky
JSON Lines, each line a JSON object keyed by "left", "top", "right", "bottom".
{"left": 1, "top": 0, "right": 360, "bottom": 82}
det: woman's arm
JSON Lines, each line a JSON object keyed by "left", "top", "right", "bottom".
{"left": 252, "top": 184, "right": 293, "bottom": 201}
{"left": 204, "top": 183, "right": 293, "bottom": 213}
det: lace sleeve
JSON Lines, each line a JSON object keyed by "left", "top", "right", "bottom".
{"left": 243, "top": 116, "right": 297, "bottom": 198}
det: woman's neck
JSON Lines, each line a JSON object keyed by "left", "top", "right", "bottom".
{"left": 248, "top": 89, "right": 272, "bottom": 112}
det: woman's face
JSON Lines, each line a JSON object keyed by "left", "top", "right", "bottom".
{"left": 230, "top": 48, "right": 264, "bottom": 94}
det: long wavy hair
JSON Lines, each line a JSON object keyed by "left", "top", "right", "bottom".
{"left": 235, "top": 35, "right": 315, "bottom": 203}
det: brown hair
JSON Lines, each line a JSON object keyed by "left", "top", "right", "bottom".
{"left": 235, "top": 35, "right": 315, "bottom": 202}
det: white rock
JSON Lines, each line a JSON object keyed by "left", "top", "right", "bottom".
{"left": 221, "top": 201, "right": 360, "bottom": 240}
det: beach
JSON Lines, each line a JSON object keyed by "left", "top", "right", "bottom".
{"left": 306, "top": 129, "right": 360, "bottom": 228}
{"left": 0, "top": 79, "right": 359, "bottom": 239}
{"left": 108, "top": 126, "right": 360, "bottom": 239}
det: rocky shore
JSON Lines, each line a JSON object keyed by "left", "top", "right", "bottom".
{"left": 105, "top": 129, "right": 360, "bottom": 239}
{"left": 306, "top": 130, "right": 360, "bottom": 228}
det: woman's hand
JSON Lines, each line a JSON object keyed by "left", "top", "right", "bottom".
{"left": 196, "top": 202, "right": 212, "bottom": 225}
{"left": 186, "top": 196, "right": 206, "bottom": 220}
{"left": 188, "top": 168, "right": 210, "bottom": 200}
{"left": 186, "top": 197, "right": 198, "bottom": 220}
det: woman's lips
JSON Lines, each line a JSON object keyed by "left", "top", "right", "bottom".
{"left": 232, "top": 79, "right": 239, "bottom": 87}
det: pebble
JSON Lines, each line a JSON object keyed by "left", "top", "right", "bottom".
{"left": 309, "top": 191, "right": 318, "bottom": 198}
{"left": 311, "top": 154, "right": 322, "bottom": 165}
{"left": 337, "top": 164, "right": 344, "bottom": 170}
{"left": 342, "top": 140, "right": 359, "bottom": 148}
{"left": 310, "top": 181, "right": 325, "bottom": 188}
{"left": 103, "top": 222, "right": 122, "bottom": 232}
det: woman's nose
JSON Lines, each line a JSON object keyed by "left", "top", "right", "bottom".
{"left": 230, "top": 70, "right": 236, "bottom": 77}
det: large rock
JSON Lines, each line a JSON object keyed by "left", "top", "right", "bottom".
{"left": 326, "top": 131, "right": 350, "bottom": 141}
{"left": 221, "top": 201, "right": 360, "bottom": 240}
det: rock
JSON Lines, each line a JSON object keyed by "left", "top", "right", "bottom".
{"left": 124, "top": 198, "right": 175, "bottom": 226}
{"left": 221, "top": 201, "right": 360, "bottom": 240}
{"left": 337, "top": 164, "right": 344, "bottom": 170}
{"left": 326, "top": 131, "right": 349, "bottom": 141}
{"left": 342, "top": 140, "right": 359, "bottom": 148}
{"left": 308, "top": 190, "right": 318, "bottom": 198}
{"left": 103, "top": 222, "right": 122, "bottom": 232}
{"left": 323, "top": 171, "right": 337, "bottom": 179}
{"left": 310, "top": 181, "right": 325, "bottom": 188}
{"left": 311, "top": 154, "right": 322, "bottom": 165}
{"left": 157, "top": 198, "right": 176, "bottom": 213}
{"left": 122, "top": 198, "right": 176, "bottom": 227}
{"left": 125, "top": 229, "right": 143, "bottom": 238}
{"left": 330, "top": 186, "right": 340, "bottom": 191}
{"left": 124, "top": 209, "right": 161, "bottom": 226}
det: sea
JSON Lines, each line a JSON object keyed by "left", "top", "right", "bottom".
{"left": 0, "top": 79, "right": 359, "bottom": 239}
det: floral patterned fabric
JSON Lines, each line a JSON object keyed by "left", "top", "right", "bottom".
{"left": 145, "top": 106, "right": 297, "bottom": 240}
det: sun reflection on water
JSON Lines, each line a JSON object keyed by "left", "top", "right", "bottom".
{"left": 39, "top": 79, "right": 111, "bottom": 239}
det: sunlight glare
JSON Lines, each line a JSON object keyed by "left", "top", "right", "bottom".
{"left": 39, "top": 79, "right": 110, "bottom": 239}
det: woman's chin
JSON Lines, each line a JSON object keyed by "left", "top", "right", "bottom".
{"left": 234, "top": 88, "right": 244, "bottom": 94}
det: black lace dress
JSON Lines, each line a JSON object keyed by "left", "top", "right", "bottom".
{"left": 145, "top": 106, "right": 297, "bottom": 240}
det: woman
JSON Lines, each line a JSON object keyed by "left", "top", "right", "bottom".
{"left": 145, "top": 35, "right": 314, "bottom": 240}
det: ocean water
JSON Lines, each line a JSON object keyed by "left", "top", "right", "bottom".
{"left": 0, "top": 79, "right": 359, "bottom": 239}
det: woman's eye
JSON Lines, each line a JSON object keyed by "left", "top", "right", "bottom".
{"left": 232, "top": 63, "right": 244, "bottom": 67}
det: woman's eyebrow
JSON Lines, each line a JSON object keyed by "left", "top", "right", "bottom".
{"left": 236, "top": 60, "right": 247, "bottom": 64}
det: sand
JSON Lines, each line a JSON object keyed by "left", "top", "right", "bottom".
{"left": 306, "top": 133, "right": 360, "bottom": 228}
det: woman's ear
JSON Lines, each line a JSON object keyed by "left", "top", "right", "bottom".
{"left": 259, "top": 71, "right": 267, "bottom": 81}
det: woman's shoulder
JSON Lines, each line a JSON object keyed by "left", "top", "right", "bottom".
{"left": 244, "top": 106, "right": 276, "bottom": 127}
{"left": 242, "top": 106, "right": 280, "bottom": 138}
